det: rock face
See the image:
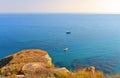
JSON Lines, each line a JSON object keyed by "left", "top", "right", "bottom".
{"left": 22, "top": 63, "right": 47, "bottom": 73}
{"left": 0, "top": 49, "right": 53, "bottom": 76}
{"left": 52, "top": 67, "right": 69, "bottom": 73}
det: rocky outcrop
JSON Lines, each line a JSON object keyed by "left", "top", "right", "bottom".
{"left": 0, "top": 49, "right": 70, "bottom": 77}
{"left": 0, "top": 49, "right": 53, "bottom": 76}
{"left": 22, "top": 63, "right": 46, "bottom": 73}
{"left": 52, "top": 67, "right": 69, "bottom": 73}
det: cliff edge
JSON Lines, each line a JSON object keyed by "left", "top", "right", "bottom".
{"left": 0, "top": 49, "right": 69, "bottom": 78}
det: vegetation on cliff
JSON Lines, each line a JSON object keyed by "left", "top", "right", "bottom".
{"left": 0, "top": 49, "right": 120, "bottom": 78}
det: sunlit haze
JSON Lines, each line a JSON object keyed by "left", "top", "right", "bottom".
{"left": 0, "top": 0, "right": 120, "bottom": 14}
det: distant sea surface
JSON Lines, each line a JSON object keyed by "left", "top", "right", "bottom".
{"left": 1, "top": 14, "right": 120, "bottom": 74}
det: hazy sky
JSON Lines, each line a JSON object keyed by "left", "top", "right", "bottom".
{"left": 0, "top": 0, "right": 120, "bottom": 13}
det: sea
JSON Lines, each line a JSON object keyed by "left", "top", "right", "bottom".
{"left": 0, "top": 14, "right": 120, "bottom": 74}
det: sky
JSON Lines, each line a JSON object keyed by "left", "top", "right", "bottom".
{"left": 0, "top": 0, "right": 120, "bottom": 13}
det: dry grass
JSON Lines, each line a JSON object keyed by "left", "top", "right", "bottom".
{"left": 4, "top": 70, "right": 120, "bottom": 78}
{"left": 11, "top": 49, "right": 48, "bottom": 64}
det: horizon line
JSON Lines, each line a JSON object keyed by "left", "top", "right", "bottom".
{"left": 1, "top": 12, "right": 120, "bottom": 15}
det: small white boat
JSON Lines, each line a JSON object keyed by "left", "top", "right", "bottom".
{"left": 64, "top": 48, "right": 69, "bottom": 51}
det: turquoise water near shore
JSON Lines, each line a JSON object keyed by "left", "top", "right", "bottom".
{"left": 0, "top": 14, "right": 120, "bottom": 74}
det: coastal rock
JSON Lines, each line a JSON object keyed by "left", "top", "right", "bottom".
{"left": 52, "top": 67, "right": 69, "bottom": 73}
{"left": 22, "top": 63, "right": 47, "bottom": 73}
{"left": 0, "top": 49, "right": 53, "bottom": 76}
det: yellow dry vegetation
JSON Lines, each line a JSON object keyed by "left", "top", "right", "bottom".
{"left": 4, "top": 70, "right": 120, "bottom": 78}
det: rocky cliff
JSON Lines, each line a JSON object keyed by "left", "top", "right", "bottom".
{"left": 0, "top": 49, "right": 69, "bottom": 77}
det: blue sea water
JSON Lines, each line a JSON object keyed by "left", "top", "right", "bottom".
{"left": 0, "top": 14, "right": 120, "bottom": 74}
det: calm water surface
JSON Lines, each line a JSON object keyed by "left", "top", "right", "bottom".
{"left": 0, "top": 14, "right": 120, "bottom": 74}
